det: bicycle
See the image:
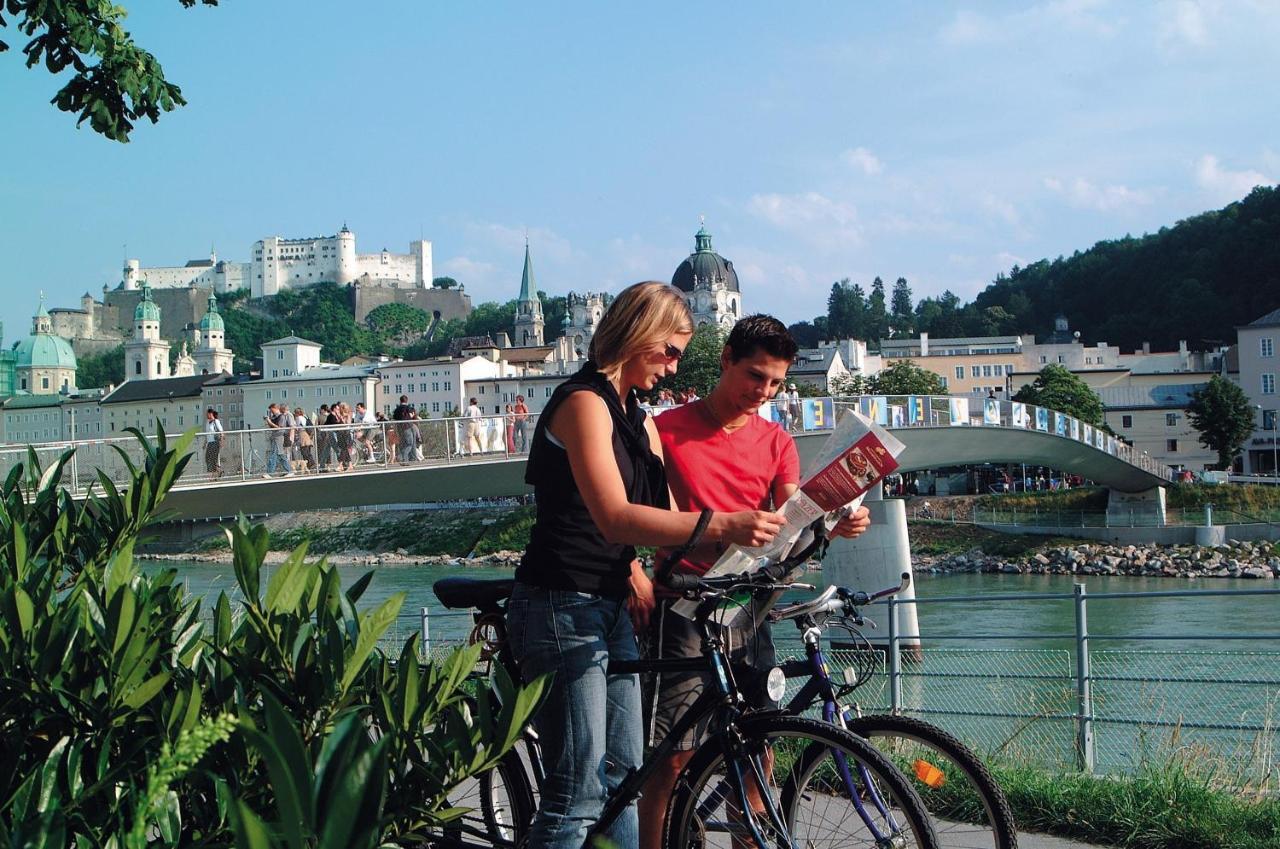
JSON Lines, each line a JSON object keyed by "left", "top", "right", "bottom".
{"left": 431, "top": 566, "right": 941, "bottom": 849}
{"left": 769, "top": 574, "right": 1018, "bottom": 849}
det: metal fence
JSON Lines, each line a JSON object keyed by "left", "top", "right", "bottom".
{"left": 968, "top": 504, "right": 1280, "bottom": 528}
{"left": 881, "top": 585, "right": 1280, "bottom": 785}
{"left": 409, "top": 586, "right": 1280, "bottom": 786}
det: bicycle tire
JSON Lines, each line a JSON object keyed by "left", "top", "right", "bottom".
{"left": 664, "top": 713, "right": 940, "bottom": 849}
{"left": 440, "top": 748, "right": 535, "bottom": 847}
{"left": 840, "top": 714, "right": 1018, "bottom": 849}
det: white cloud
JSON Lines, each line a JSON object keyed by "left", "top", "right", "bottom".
{"left": 994, "top": 251, "right": 1028, "bottom": 271}
{"left": 1043, "top": 176, "right": 1151, "bottom": 211}
{"left": 440, "top": 255, "right": 497, "bottom": 280}
{"left": 842, "top": 146, "right": 884, "bottom": 175}
{"left": 463, "top": 221, "right": 576, "bottom": 264}
{"left": 1159, "top": 0, "right": 1211, "bottom": 48}
{"left": 1194, "top": 154, "right": 1273, "bottom": 203}
{"left": 746, "top": 191, "right": 862, "bottom": 247}
{"left": 940, "top": 1, "right": 1117, "bottom": 46}
{"left": 980, "top": 194, "right": 1022, "bottom": 226}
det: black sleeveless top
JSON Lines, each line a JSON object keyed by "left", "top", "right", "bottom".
{"left": 516, "top": 362, "right": 670, "bottom": 598}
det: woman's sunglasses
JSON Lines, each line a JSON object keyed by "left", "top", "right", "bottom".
{"left": 663, "top": 343, "right": 685, "bottom": 362}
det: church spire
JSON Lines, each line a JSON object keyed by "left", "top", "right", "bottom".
{"left": 519, "top": 239, "right": 538, "bottom": 303}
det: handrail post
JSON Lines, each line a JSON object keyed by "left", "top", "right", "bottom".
{"left": 421, "top": 606, "right": 431, "bottom": 661}
{"left": 887, "top": 596, "right": 902, "bottom": 714}
{"left": 239, "top": 429, "right": 246, "bottom": 480}
{"left": 1073, "top": 583, "right": 1096, "bottom": 773}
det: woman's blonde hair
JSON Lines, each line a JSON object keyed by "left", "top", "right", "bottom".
{"left": 588, "top": 281, "right": 693, "bottom": 380}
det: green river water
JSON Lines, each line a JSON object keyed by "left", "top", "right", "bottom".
{"left": 148, "top": 561, "right": 1280, "bottom": 775}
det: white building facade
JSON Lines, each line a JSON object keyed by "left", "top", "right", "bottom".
{"left": 120, "top": 225, "right": 433, "bottom": 299}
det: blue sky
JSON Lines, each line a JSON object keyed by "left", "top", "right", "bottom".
{"left": 1, "top": 1, "right": 1277, "bottom": 344}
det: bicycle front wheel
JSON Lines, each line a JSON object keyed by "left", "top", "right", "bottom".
{"left": 665, "top": 714, "right": 939, "bottom": 849}
{"left": 438, "top": 747, "right": 534, "bottom": 847}
{"left": 843, "top": 714, "right": 1017, "bottom": 849}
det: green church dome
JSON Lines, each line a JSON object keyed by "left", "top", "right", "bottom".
{"left": 672, "top": 224, "right": 739, "bottom": 294}
{"left": 13, "top": 333, "right": 76, "bottom": 370}
{"left": 135, "top": 284, "right": 161, "bottom": 322}
{"left": 200, "top": 294, "right": 224, "bottom": 332}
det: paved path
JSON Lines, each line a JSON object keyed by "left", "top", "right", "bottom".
{"left": 1019, "top": 831, "right": 1114, "bottom": 848}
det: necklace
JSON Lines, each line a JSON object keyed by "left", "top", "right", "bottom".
{"left": 700, "top": 398, "right": 748, "bottom": 434}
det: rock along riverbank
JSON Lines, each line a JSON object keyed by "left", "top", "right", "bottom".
{"left": 914, "top": 539, "right": 1279, "bottom": 580}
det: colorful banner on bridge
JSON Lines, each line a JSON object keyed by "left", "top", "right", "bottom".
{"left": 983, "top": 397, "right": 1000, "bottom": 425}
{"left": 890, "top": 405, "right": 905, "bottom": 427}
{"left": 949, "top": 397, "right": 969, "bottom": 425}
{"left": 1069, "top": 418, "right": 1080, "bottom": 440}
{"left": 861, "top": 396, "right": 888, "bottom": 425}
{"left": 1011, "top": 402, "right": 1027, "bottom": 427}
{"left": 801, "top": 398, "right": 835, "bottom": 431}
{"left": 1055, "top": 412, "right": 1069, "bottom": 437}
{"left": 1035, "top": 407, "right": 1050, "bottom": 430}
{"left": 906, "top": 395, "right": 927, "bottom": 424}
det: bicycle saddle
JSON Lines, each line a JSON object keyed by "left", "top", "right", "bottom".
{"left": 432, "top": 577, "right": 515, "bottom": 611}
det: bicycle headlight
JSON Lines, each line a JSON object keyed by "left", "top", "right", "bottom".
{"left": 765, "top": 666, "right": 787, "bottom": 702}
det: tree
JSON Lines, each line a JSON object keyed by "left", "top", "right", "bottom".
{"left": 890, "top": 277, "right": 914, "bottom": 335}
{"left": 75, "top": 344, "right": 125, "bottom": 389}
{"left": 829, "top": 371, "right": 870, "bottom": 396}
{"left": 867, "top": 360, "right": 947, "bottom": 395}
{"left": 538, "top": 291, "right": 567, "bottom": 342}
{"left": 867, "top": 278, "right": 889, "bottom": 342}
{"left": 1186, "top": 375, "right": 1256, "bottom": 469}
{"left": 366, "top": 303, "right": 432, "bottom": 347}
{"left": 827, "top": 281, "right": 850, "bottom": 339}
{"left": 432, "top": 276, "right": 459, "bottom": 289}
{"left": 788, "top": 321, "right": 822, "bottom": 348}
{"left": 656, "top": 323, "right": 727, "bottom": 399}
{"left": 1013, "top": 364, "right": 1105, "bottom": 425}
{"left": 846, "top": 283, "right": 867, "bottom": 340}
{"left": 2, "top": 0, "right": 218, "bottom": 142}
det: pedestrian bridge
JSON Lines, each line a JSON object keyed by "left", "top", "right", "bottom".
{"left": 1, "top": 396, "right": 1173, "bottom": 522}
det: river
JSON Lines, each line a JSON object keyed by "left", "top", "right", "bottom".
{"left": 147, "top": 560, "right": 1280, "bottom": 776}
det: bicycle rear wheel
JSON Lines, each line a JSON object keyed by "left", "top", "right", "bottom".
{"left": 438, "top": 748, "right": 534, "bottom": 847}
{"left": 842, "top": 714, "right": 1017, "bottom": 849}
{"left": 665, "top": 714, "right": 939, "bottom": 849}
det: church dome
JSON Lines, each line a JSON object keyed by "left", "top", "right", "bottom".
{"left": 672, "top": 225, "right": 739, "bottom": 294}
{"left": 135, "top": 284, "right": 161, "bottom": 322}
{"left": 200, "top": 294, "right": 224, "bottom": 332}
{"left": 13, "top": 332, "right": 76, "bottom": 370}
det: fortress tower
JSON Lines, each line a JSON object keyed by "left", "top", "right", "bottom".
{"left": 124, "top": 284, "right": 171, "bottom": 381}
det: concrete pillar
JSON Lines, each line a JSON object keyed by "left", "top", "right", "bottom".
{"left": 822, "top": 485, "right": 921, "bottom": 652}
{"left": 1106, "top": 486, "right": 1167, "bottom": 526}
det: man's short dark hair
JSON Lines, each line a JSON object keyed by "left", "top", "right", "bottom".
{"left": 399, "top": 395, "right": 408, "bottom": 403}
{"left": 726, "top": 314, "right": 798, "bottom": 363}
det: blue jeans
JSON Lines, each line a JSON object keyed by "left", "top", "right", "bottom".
{"left": 266, "top": 441, "right": 293, "bottom": 474}
{"left": 506, "top": 582, "right": 643, "bottom": 849}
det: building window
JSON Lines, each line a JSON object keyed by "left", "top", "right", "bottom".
{"left": 982, "top": 365, "right": 992, "bottom": 377}
{"left": 940, "top": 376, "right": 948, "bottom": 389}
{"left": 1166, "top": 413, "right": 1179, "bottom": 426}
{"left": 1262, "top": 338, "right": 1275, "bottom": 358}
{"left": 444, "top": 381, "right": 452, "bottom": 390}
{"left": 1007, "top": 363, "right": 1014, "bottom": 375}
{"left": 993, "top": 364, "right": 1003, "bottom": 376}
{"left": 1039, "top": 356, "right": 1047, "bottom": 364}
{"left": 954, "top": 366, "right": 964, "bottom": 379}
{"left": 134, "top": 361, "right": 141, "bottom": 376}
{"left": 432, "top": 402, "right": 440, "bottom": 412}
{"left": 277, "top": 350, "right": 284, "bottom": 360}
{"left": 970, "top": 366, "right": 980, "bottom": 377}
{"left": 1122, "top": 415, "right": 1133, "bottom": 428}
{"left": 1264, "top": 374, "right": 1276, "bottom": 395}
{"left": 41, "top": 377, "right": 49, "bottom": 389}
{"left": 1057, "top": 355, "right": 1065, "bottom": 363}
{"left": 1166, "top": 439, "right": 1179, "bottom": 452}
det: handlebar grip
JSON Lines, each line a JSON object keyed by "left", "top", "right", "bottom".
{"left": 661, "top": 572, "right": 704, "bottom": 591}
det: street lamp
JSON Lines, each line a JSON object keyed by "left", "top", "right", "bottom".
{"left": 1256, "top": 405, "right": 1278, "bottom": 481}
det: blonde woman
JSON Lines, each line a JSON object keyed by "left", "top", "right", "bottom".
{"left": 506, "top": 282, "right": 785, "bottom": 849}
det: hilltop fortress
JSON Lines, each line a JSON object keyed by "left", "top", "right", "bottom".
{"left": 49, "top": 226, "right": 472, "bottom": 356}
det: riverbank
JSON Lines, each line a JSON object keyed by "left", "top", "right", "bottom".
{"left": 140, "top": 507, "right": 1280, "bottom": 580}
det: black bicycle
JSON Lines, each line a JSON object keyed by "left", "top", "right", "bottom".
{"left": 769, "top": 575, "right": 1018, "bottom": 849}
{"left": 431, "top": 566, "right": 941, "bottom": 849}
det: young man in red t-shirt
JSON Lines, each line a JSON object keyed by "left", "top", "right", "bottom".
{"left": 637, "top": 315, "right": 871, "bottom": 849}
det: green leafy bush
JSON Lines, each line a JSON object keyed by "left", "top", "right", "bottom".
{"left": 0, "top": 430, "right": 545, "bottom": 847}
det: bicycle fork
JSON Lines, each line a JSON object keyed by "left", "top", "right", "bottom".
{"left": 806, "top": 629, "right": 906, "bottom": 848}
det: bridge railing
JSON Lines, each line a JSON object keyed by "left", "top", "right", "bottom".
{"left": 0, "top": 412, "right": 544, "bottom": 495}
{"left": 818, "top": 395, "right": 1174, "bottom": 481}
{"left": 0, "top": 393, "right": 1174, "bottom": 495}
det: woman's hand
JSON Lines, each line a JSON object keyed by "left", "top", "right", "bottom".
{"left": 831, "top": 505, "right": 872, "bottom": 539}
{"left": 713, "top": 510, "right": 787, "bottom": 547}
{"left": 627, "top": 559, "right": 655, "bottom": 630}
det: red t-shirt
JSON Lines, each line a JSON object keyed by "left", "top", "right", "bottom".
{"left": 655, "top": 402, "right": 800, "bottom": 577}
